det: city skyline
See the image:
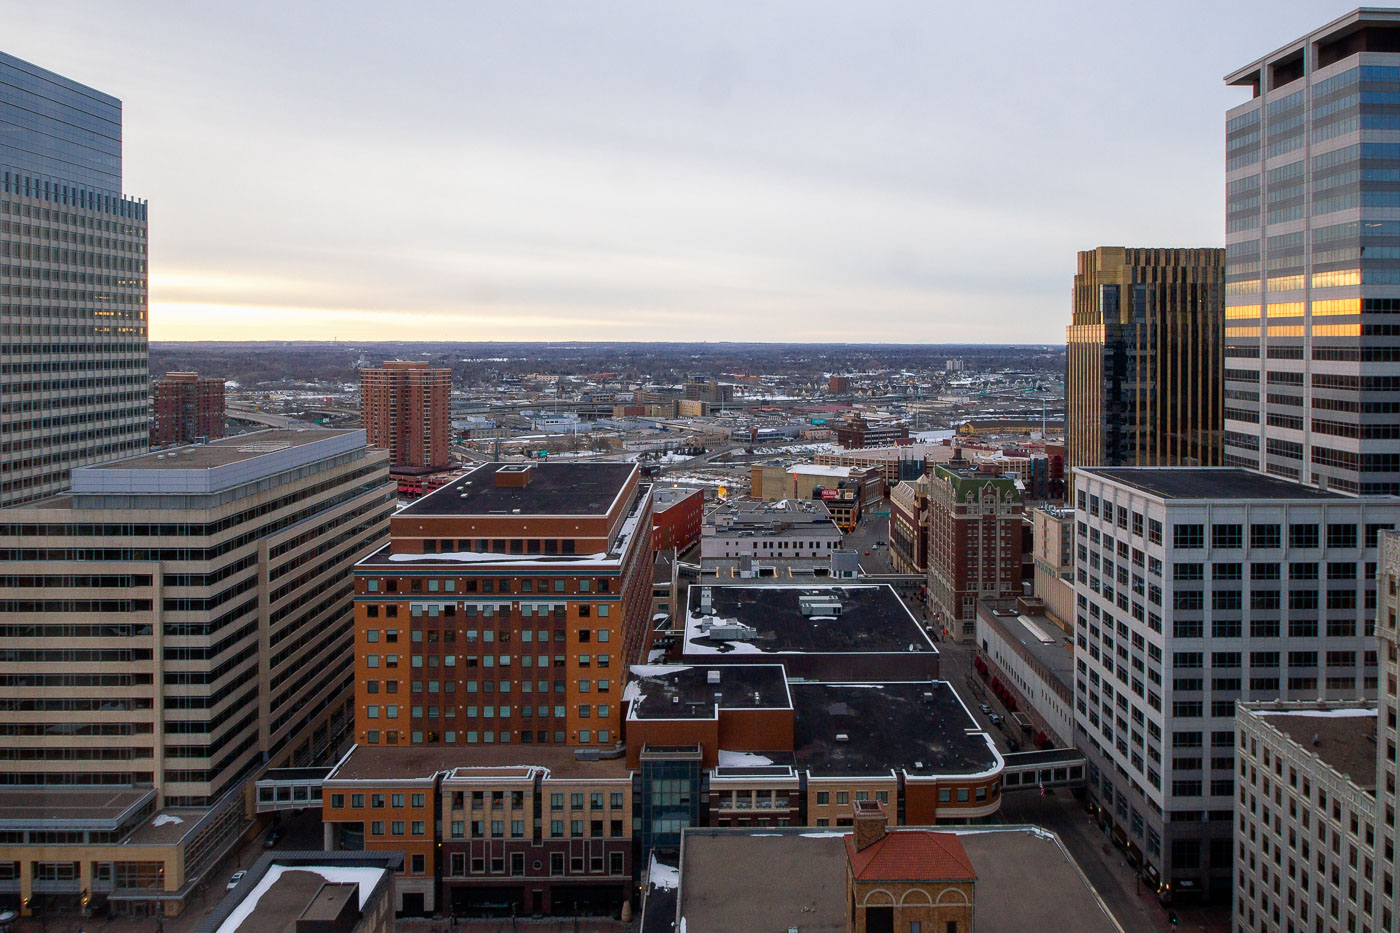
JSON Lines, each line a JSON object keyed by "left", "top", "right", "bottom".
{"left": 0, "top": 0, "right": 1342, "bottom": 343}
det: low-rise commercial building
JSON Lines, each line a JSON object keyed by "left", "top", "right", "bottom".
{"left": 834, "top": 414, "right": 909, "bottom": 449}
{"left": 625, "top": 665, "right": 1002, "bottom": 827}
{"left": 679, "top": 584, "right": 938, "bottom": 682}
{"left": 320, "top": 745, "right": 633, "bottom": 916}
{"left": 699, "top": 498, "right": 842, "bottom": 580}
{"left": 196, "top": 852, "right": 401, "bottom": 933}
{"left": 642, "top": 822, "right": 1124, "bottom": 933}
{"left": 974, "top": 600, "right": 1075, "bottom": 747}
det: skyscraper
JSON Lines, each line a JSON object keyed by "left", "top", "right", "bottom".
{"left": 151, "top": 371, "right": 226, "bottom": 446}
{"left": 360, "top": 360, "right": 452, "bottom": 474}
{"left": 1223, "top": 9, "right": 1400, "bottom": 494}
{"left": 1065, "top": 247, "right": 1225, "bottom": 479}
{"left": 0, "top": 51, "right": 149, "bottom": 506}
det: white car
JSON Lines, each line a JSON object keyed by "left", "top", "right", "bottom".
{"left": 227, "top": 870, "right": 247, "bottom": 891}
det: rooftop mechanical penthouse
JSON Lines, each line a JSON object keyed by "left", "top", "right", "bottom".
{"left": 353, "top": 461, "right": 655, "bottom": 751}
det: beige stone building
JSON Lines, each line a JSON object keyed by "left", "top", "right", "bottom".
{"left": 0, "top": 429, "right": 394, "bottom": 917}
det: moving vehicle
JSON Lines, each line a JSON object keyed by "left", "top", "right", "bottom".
{"left": 978, "top": 703, "right": 992, "bottom": 715}
{"left": 228, "top": 870, "right": 247, "bottom": 891}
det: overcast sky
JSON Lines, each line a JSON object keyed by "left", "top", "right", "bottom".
{"left": 2, "top": 1, "right": 1347, "bottom": 342}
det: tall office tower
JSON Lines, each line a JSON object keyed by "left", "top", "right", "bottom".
{"left": 0, "top": 430, "right": 394, "bottom": 917}
{"left": 1072, "top": 466, "right": 1398, "bottom": 902}
{"left": 0, "top": 51, "right": 149, "bottom": 507}
{"left": 150, "top": 371, "right": 226, "bottom": 446}
{"left": 926, "top": 457, "right": 1023, "bottom": 643}
{"left": 1223, "top": 9, "right": 1400, "bottom": 495}
{"left": 353, "top": 461, "right": 653, "bottom": 750}
{"left": 360, "top": 360, "right": 452, "bottom": 474}
{"left": 1065, "top": 247, "right": 1226, "bottom": 479}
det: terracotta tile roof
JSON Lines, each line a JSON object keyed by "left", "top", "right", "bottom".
{"left": 845, "top": 830, "right": 978, "bottom": 882}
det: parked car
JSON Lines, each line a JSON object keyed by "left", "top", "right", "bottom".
{"left": 989, "top": 713, "right": 1004, "bottom": 726}
{"left": 978, "top": 703, "right": 992, "bottom": 715}
{"left": 228, "top": 870, "right": 247, "bottom": 891}
{"left": 264, "top": 830, "right": 280, "bottom": 849}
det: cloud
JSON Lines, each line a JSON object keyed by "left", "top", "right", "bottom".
{"left": 0, "top": 0, "right": 1333, "bottom": 342}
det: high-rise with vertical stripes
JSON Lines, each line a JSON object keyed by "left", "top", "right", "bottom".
{"left": 1224, "top": 9, "right": 1400, "bottom": 495}
{"left": 0, "top": 51, "right": 149, "bottom": 507}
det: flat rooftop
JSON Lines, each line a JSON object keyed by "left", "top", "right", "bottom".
{"left": 90, "top": 429, "right": 356, "bottom": 471}
{"left": 626, "top": 664, "right": 791, "bottom": 721}
{"left": 792, "top": 681, "right": 998, "bottom": 778}
{"left": 1079, "top": 467, "right": 1347, "bottom": 502}
{"left": 0, "top": 787, "right": 154, "bottom": 830}
{"left": 684, "top": 584, "right": 935, "bottom": 657}
{"left": 978, "top": 603, "right": 1074, "bottom": 692}
{"left": 325, "top": 744, "right": 631, "bottom": 783}
{"left": 399, "top": 461, "right": 635, "bottom": 517}
{"left": 1252, "top": 707, "right": 1379, "bottom": 792}
{"left": 66, "top": 430, "right": 367, "bottom": 497}
{"left": 668, "top": 826, "right": 1122, "bottom": 933}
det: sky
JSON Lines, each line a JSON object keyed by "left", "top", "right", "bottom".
{"left": 0, "top": 1, "right": 1351, "bottom": 343}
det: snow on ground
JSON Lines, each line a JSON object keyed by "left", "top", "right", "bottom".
{"left": 717, "top": 750, "right": 774, "bottom": 768}
{"left": 648, "top": 854, "right": 679, "bottom": 891}
{"left": 152, "top": 814, "right": 183, "bottom": 827}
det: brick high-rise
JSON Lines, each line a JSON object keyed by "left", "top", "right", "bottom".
{"left": 926, "top": 456, "right": 1023, "bottom": 643}
{"left": 0, "top": 51, "right": 149, "bottom": 506}
{"left": 151, "top": 371, "right": 225, "bottom": 446}
{"left": 360, "top": 360, "right": 452, "bottom": 474}
{"left": 352, "top": 461, "right": 654, "bottom": 749}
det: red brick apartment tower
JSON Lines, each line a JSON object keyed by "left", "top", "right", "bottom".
{"left": 361, "top": 360, "right": 452, "bottom": 474}
{"left": 150, "top": 371, "right": 225, "bottom": 446}
{"left": 353, "top": 461, "right": 654, "bottom": 748}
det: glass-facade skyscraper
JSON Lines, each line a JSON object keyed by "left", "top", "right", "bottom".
{"left": 1223, "top": 9, "right": 1400, "bottom": 496}
{"left": 0, "top": 50, "right": 148, "bottom": 506}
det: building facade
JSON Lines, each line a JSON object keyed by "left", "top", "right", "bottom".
{"left": 926, "top": 460, "right": 1024, "bottom": 643}
{"left": 1066, "top": 247, "right": 1225, "bottom": 481}
{"left": 888, "top": 475, "right": 930, "bottom": 575}
{"left": 360, "top": 361, "right": 452, "bottom": 474}
{"left": 351, "top": 461, "right": 654, "bottom": 750}
{"left": 0, "top": 429, "right": 394, "bottom": 915}
{"left": 1223, "top": 9, "right": 1400, "bottom": 495}
{"left": 151, "top": 372, "right": 225, "bottom": 446}
{"left": 1031, "top": 506, "right": 1076, "bottom": 625}
{"left": 1073, "top": 465, "right": 1397, "bottom": 902}
{"left": 834, "top": 414, "right": 909, "bottom": 450}
{"left": 1233, "top": 528, "right": 1400, "bottom": 933}
{"left": 1, "top": 51, "right": 149, "bottom": 507}
{"left": 652, "top": 486, "right": 704, "bottom": 553}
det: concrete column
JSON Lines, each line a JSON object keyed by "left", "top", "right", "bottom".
{"left": 18, "top": 859, "right": 32, "bottom": 916}
{"left": 323, "top": 821, "right": 336, "bottom": 850}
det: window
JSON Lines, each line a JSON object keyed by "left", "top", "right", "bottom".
{"left": 1251, "top": 523, "right": 1281, "bottom": 549}
{"left": 1173, "top": 524, "right": 1205, "bottom": 549}
{"left": 1212, "top": 524, "right": 1243, "bottom": 549}
{"left": 1289, "top": 523, "right": 1319, "bottom": 549}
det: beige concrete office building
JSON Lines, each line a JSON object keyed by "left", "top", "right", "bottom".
{"left": 0, "top": 429, "right": 394, "bottom": 917}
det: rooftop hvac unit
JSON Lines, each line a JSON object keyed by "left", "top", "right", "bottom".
{"left": 706, "top": 620, "right": 759, "bottom": 642}
{"left": 707, "top": 670, "right": 721, "bottom": 685}
{"left": 835, "top": 733, "right": 850, "bottom": 743}
{"left": 798, "top": 594, "right": 843, "bottom": 617}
